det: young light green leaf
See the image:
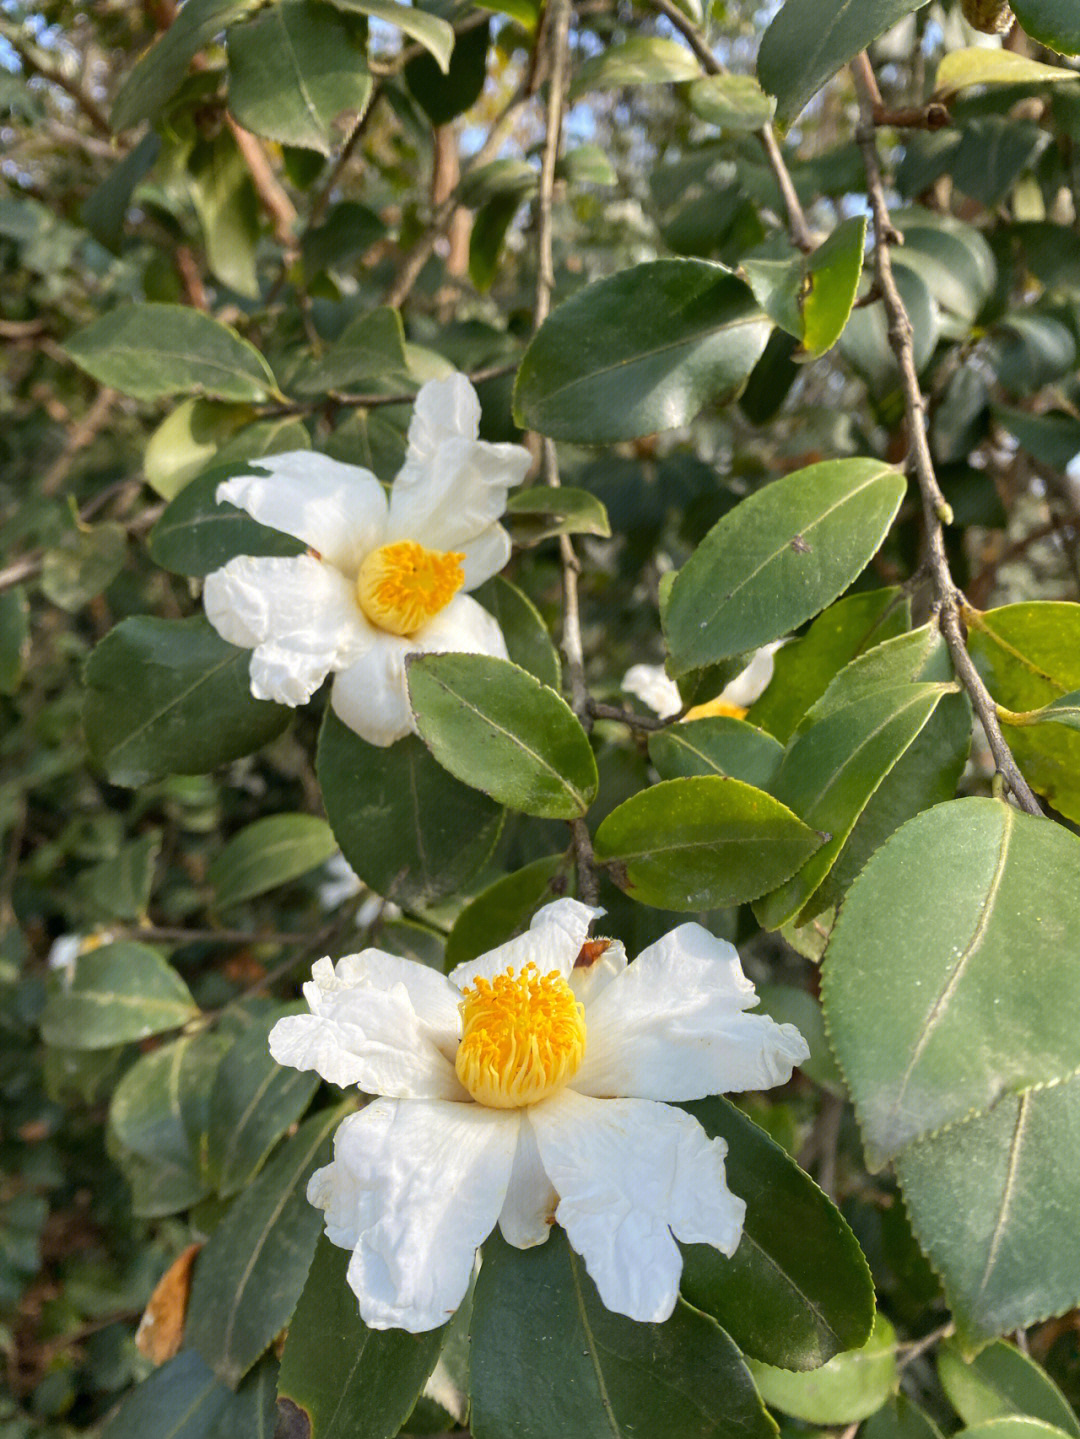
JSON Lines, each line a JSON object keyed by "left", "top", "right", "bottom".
{"left": 326, "top": 0, "right": 455, "bottom": 73}
{"left": 504, "top": 486, "right": 611, "bottom": 544}
{"left": 934, "top": 47, "right": 1079, "bottom": 99}
{"left": 570, "top": 36, "right": 702, "bottom": 97}
{"left": 938, "top": 1338, "right": 1080, "bottom": 1437}
{"left": 143, "top": 400, "right": 256, "bottom": 501}
{"left": 749, "top": 1314, "right": 897, "bottom": 1424}
{"left": 42, "top": 943, "right": 198, "bottom": 1050}
{"left": 208, "top": 814, "right": 337, "bottom": 910}
{"left": 688, "top": 73, "right": 776, "bottom": 131}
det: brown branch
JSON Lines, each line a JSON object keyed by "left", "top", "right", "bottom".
{"left": 0, "top": 497, "right": 163, "bottom": 596}
{"left": 40, "top": 388, "right": 118, "bottom": 498}
{"left": 0, "top": 18, "right": 111, "bottom": 134}
{"left": 851, "top": 51, "right": 1042, "bottom": 817}
{"left": 225, "top": 114, "right": 299, "bottom": 248}
{"left": 587, "top": 701, "right": 668, "bottom": 732}
{"left": 872, "top": 102, "right": 951, "bottom": 130}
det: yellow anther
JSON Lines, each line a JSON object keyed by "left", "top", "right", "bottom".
{"left": 456, "top": 963, "right": 586, "bottom": 1109}
{"left": 683, "top": 698, "right": 749, "bottom": 722}
{"left": 356, "top": 541, "right": 465, "bottom": 637}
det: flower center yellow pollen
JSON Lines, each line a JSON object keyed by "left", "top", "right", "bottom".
{"left": 456, "top": 963, "right": 586, "bottom": 1109}
{"left": 683, "top": 698, "right": 749, "bottom": 722}
{"left": 356, "top": 541, "right": 465, "bottom": 638}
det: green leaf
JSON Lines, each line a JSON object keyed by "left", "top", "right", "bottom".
{"left": 749, "top": 1314, "right": 897, "bottom": 1424}
{"left": 407, "top": 654, "right": 598, "bottom": 819}
{"left": 556, "top": 143, "right": 617, "bottom": 186}
{"left": 64, "top": 305, "right": 277, "bottom": 404}
{"left": 301, "top": 200, "right": 386, "bottom": 279}
{"left": 111, "top": 0, "right": 262, "bottom": 130}
{"left": 40, "top": 522, "right": 126, "bottom": 612}
{"left": 150, "top": 466, "right": 307, "bottom": 576}
{"left": 84, "top": 617, "right": 292, "bottom": 787}
{"left": 277, "top": 1237, "right": 446, "bottom": 1439}
{"left": 934, "top": 47, "right": 1080, "bottom": 98}
{"left": 0, "top": 587, "right": 29, "bottom": 695}
{"left": 504, "top": 486, "right": 611, "bottom": 545}
{"left": 840, "top": 267, "right": 940, "bottom": 395}
{"left": 143, "top": 400, "right": 257, "bottom": 501}
{"left": 758, "top": 0, "right": 930, "bottom": 122}
{"left": 41, "top": 942, "right": 198, "bottom": 1050}
{"left": 444, "top": 854, "right": 569, "bottom": 970}
{"left": 187, "top": 1104, "right": 349, "bottom": 1388}
{"left": 951, "top": 119, "right": 1049, "bottom": 212}
{"left": 82, "top": 130, "right": 161, "bottom": 252}
{"left": 109, "top": 1037, "right": 214, "bottom": 1217}
{"left": 404, "top": 18, "right": 489, "bottom": 124}
{"left": 896, "top": 1073, "right": 1080, "bottom": 1350}
{"left": 593, "top": 775, "right": 821, "bottom": 910}
{"left": 100, "top": 1350, "right": 234, "bottom": 1439}
{"left": 959, "top": 1425, "right": 1078, "bottom": 1439}
{"left": 688, "top": 73, "right": 776, "bottom": 131}
{"left": 515, "top": 260, "right": 772, "bottom": 443}
{"left": 470, "top": 1227, "right": 778, "bottom": 1439}
{"left": 208, "top": 814, "right": 337, "bottom": 910}
{"left": 326, "top": 0, "right": 456, "bottom": 73}
{"left": 864, "top": 1397, "right": 945, "bottom": 1439}
{"left": 938, "top": 1339, "right": 1080, "bottom": 1437}
{"left": 472, "top": 576, "right": 561, "bottom": 690}
{"left": 679, "top": 1098, "right": 874, "bottom": 1369}
{"left": 187, "top": 132, "right": 260, "bottom": 299}
{"left": 317, "top": 717, "right": 503, "bottom": 905}
{"left": 967, "top": 603, "right": 1080, "bottom": 821}
{"left": 756, "top": 984, "right": 846, "bottom": 1093}
{"left": 470, "top": 194, "right": 525, "bottom": 292}
{"left": 664, "top": 459, "right": 906, "bottom": 676}
{"left": 993, "top": 408, "right": 1080, "bottom": 471}
{"left": 648, "top": 717, "right": 784, "bottom": 788}
{"left": 570, "top": 36, "right": 702, "bottom": 98}
{"left": 822, "top": 798, "right": 1080, "bottom": 1166}
{"left": 289, "top": 307, "right": 410, "bottom": 398}
{"left": 742, "top": 218, "right": 866, "bottom": 357}
{"left": 1010, "top": 0, "right": 1080, "bottom": 53}
{"left": 754, "top": 683, "right": 955, "bottom": 930}
{"left": 75, "top": 833, "right": 160, "bottom": 922}
{"left": 891, "top": 210, "right": 996, "bottom": 329}
{"left": 993, "top": 315, "right": 1077, "bottom": 396}
{"left": 227, "top": 0, "right": 370, "bottom": 156}
{"left": 205, "top": 1009, "right": 320, "bottom": 1197}
{"left": 1002, "top": 690, "right": 1080, "bottom": 733}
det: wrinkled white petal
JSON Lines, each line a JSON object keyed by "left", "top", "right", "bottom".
{"left": 458, "top": 523, "right": 512, "bottom": 591}
{"left": 530, "top": 1089, "right": 745, "bottom": 1324}
{"left": 388, "top": 434, "right": 530, "bottom": 554}
{"left": 406, "top": 373, "right": 481, "bottom": 453}
{"left": 569, "top": 937, "right": 628, "bottom": 1008}
{"left": 623, "top": 663, "right": 682, "bottom": 719}
{"left": 269, "top": 949, "right": 464, "bottom": 1098}
{"left": 720, "top": 641, "right": 784, "bottom": 709}
{"left": 217, "top": 452, "right": 388, "bottom": 577}
{"left": 499, "top": 1117, "right": 557, "bottom": 1249}
{"left": 412, "top": 591, "right": 509, "bottom": 662}
{"left": 574, "top": 924, "right": 809, "bottom": 1102}
{"left": 203, "top": 554, "right": 369, "bottom": 706}
{"left": 449, "top": 899, "right": 602, "bottom": 990}
{"left": 320, "top": 1097, "right": 519, "bottom": 1331}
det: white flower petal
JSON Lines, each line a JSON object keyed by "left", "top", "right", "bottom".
{"left": 217, "top": 452, "right": 388, "bottom": 576}
{"left": 321, "top": 1097, "right": 519, "bottom": 1331}
{"left": 449, "top": 899, "right": 602, "bottom": 990}
{"left": 405, "top": 373, "right": 481, "bottom": 452}
{"left": 459, "top": 523, "right": 512, "bottom": 591}
{"left": 574, "top": 924, "right": 809, "bottom": 1102}
{"left": 721, "top": 641, "right": 784, "bottom": 709}
{"left": 530, "top": 1089, "right": 745, "bottom": 1324}
{"left": 388, "top": 434, "right": 530, "bottom": 554}
{"left": 622, "top": 663, "right": 682, "bottom": 719}
{"left": 499, "top": 1117, "right": 557, "bottom": 1249}
{"left": 411, "top": 591, "right": 509, "bottom": 661}
{"left": 269, "top": 949, "right": 464, "bottom": 1099}
{"left": 569, "top": 938, "right": 628, "bottom": 1008}
{"left": 203, "top": 554, "right": 369, "bottom": 706}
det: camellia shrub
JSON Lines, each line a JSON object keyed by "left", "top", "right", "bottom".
{"left": 2, "top": 0, "right": 1080, "bottom": 1434}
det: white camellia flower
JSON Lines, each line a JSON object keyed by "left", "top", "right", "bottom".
{"left": 623, "top": 641, "right": 784, "bottom": 722}
{"left": 269, "top": 898, "right": 809, "bottom": 1332}
{"left": 202, "top": 374, "right": 532, "bottom": 747}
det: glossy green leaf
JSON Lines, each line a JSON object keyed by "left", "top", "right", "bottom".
{"left": 288, "top": 307, "right": 410, "bottom": 398}
{"left": 277, "top": 1237, "right": 446, "bottom": 1439}
{"left": 688, "top": 73, "right": 776, "bottom": 131}
{"left": 110, "top": 0, "right": 262, "bottom": 130}
{"left": 754, "top": 683, "right": 953, "bottom": 929}
{"left": 897, "top": 1073, "right": 1080, "bottom": 1350}
{"left": 890, "top": 209, "right": 996, "bottom": 328}
{"left": 0, "top": 586, "right": 29, "bottom": 695}
{"left": 327, "top": 0, "right": 455, "bottom": 73}
{"left": 187, "top": 1104, "right": 348, "bottom": 1387}
{"left": 665, "top": 459, "right": 905, "bottom": 676}
{"left": 742, "top": 218, "right": 866, "bottom": 357}
{"left": 407, "top": 654, "right": 597, "bottom": 819}
{"left": 593, "top": 776, "right": 821, "bottom": 910}
{"left": 504, "top": 486, "right": 611, "bottom": 544}
{"left": 934, "top": 47, "right": 1079, "bottom": 98}
{"left": 570, "top": 36, "right": 701, "bottom": 97}
{"left": 515, "top": 260, "right": 772, "bottom": 443}
{"left": 758, "top": 0, "right": 930, "bottom": 122}
{"left": 471, "top": 576, "right": 560, "bottom": 690}
{"left": 967, "top": 603, "right": 1080, "bottom": 821}
{"left": 208, "top": 814, "right": 337, "bottom": 910}
{"left": 679, "top": 1098, "right": 873, "bottom": 1369}
{"left": 799, "top": 623, "right": 952, "bottom": 726}
{"left": 840, "top": 266, "right": 940, "bottom": 394}
{"left": 40, "top": 522, "right": 126, "bottom": 612}
{"left": 227, "top": 0, "right": 370, "bottom": 156}
{"left": 648, "top": 716, "right": 784, "bottom": 788}
{"left": 65, "top": 305, "right": 277, "bottom": 403}
{"left": 404, "top": 18, "right": 488, "bottom": 124}
{"left": 938, "top": 1339, "right": 1080, "bottom": 1436}
{"left": 1010, "top": 0, "right": 1080, "bottom": 53}
{"left": 750, "top": 1314, "right": 897, "bottom": 1424}
{"left": 823, "top": 798, "right": 1080, "bottom": 1165}
{"left": 471, "top": 1227, "right": 777, "bottom": 1439}
{"left": 150, "top": 466, "right": 307, "bottom": 576}
{"left": 187, "top": 130, "right": 260, "bottom": 299}
{"left": 84, "top": 617, "right": 292, "bottom": 787}
{"left": 470, "top": 195, "right": 523, "bottom": 292}
{"left": 109, "top": 1037, "right": 214, "bottom": 1216}
{"left": 41, "top": 942, "right": 198, "bottom": 1050}
{"left": 444, "top": 854, "right": 569, "bottom": 971}
{"left": 100, "top": 1350, "right": 234, "bottom": 1439}
{"left": 952, "top": 120, "right": 1049, "bottom": 212}
{"left": 317, "top": 717, "right": 503, "bottom": 905}
{"left": 205, "top": 1008, "right": 320, "bottom": 1197}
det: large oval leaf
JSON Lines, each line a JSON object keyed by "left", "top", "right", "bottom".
{"left": 593, "top": 775, "right": 821, "bottom": 910}
{"left": 207, "top": 813, "right": 337, "bottom": 910}
{"left": 822, "top": 798, "right": 1080, "bottom": 1166}
{"left": 514, "top": 260, "right": 771, "bottom": 443}
{"left": 664, "top": 458, "right": 905, "bottom": 676}
{"left": 648, "top": 717, "right": 784, "bottom": 789}
{"left": 41, "top": 942, "right": 198, "bottom": 1050}
{"left": 1008, "top": 0, "right": 1080, "bottom": 55}
{"left": 938, "top": 1338, "right": 1080, "bottom": 1437}
{"left": 750, "top": 1314, "right": 897, "bottom": 1424}
{"left": 150, "top": 466, "right": 306, "bottom": 576}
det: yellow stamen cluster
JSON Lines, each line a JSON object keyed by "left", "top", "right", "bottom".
{"left": 683, "top": 698, "right": 749, "bottom": 722}
{"left": 456, "top": 963, "right": 586, "bottom": 1109}
{"left": 356, "top": 540, "right": 465, "bottom": 637}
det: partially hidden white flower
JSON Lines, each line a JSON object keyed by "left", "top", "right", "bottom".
{"left": 269, "top": 898, "right": 809, "bottom": 1332}
{"left": 623, "top": 641, "right": 784, "bottom": 722}
{"left": 202, "top": 374, "right": 532, "bottom": 747}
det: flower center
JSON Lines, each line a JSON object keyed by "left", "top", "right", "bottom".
{"left": 683, "top": 698, "right": 749, "bottom": 722}
{"left": 356, "top": 541, "right": 465, "bottom": 638}
{"left": 455, "top": 963, "right": 586, "bottom": 1109}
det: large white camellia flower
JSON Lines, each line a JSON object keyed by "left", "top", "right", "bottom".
{"left": 269, "top": 899, "right": 809, "bottom": 1332}
{"left": 623, "top": 641, "right": 784, "bottom": 722}
{"left": 202, "top": 374, "right": 532, "bottom": 747}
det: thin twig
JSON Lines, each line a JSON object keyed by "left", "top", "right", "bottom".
{"left": 40, "top": 388, "right": 118, "bottom": 498}
{"left": 225, "top": 115, "right": 299, "bottom": 247}
{"left": 587, "top": 701, "right": 668, "bottom": 732}
{"left": 850, "top": 51, "right": 1042, "bottom": 817}
{"left": 896, "top": 1321, "right": 956, "bottom": 1368}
